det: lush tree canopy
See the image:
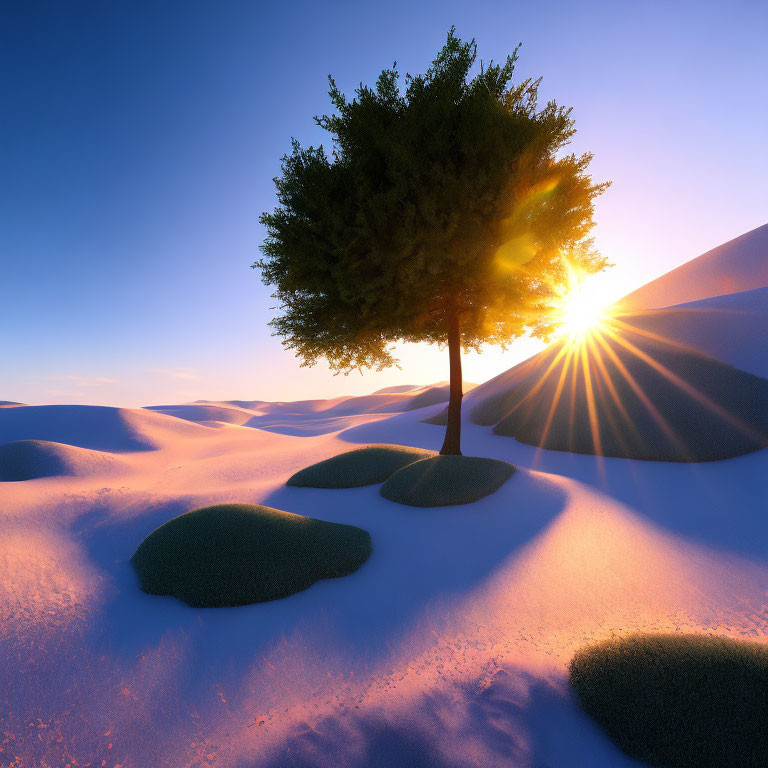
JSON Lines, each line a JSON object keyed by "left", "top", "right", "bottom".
{"left": 258, "top": 29, "right": 608, "bottom": 369}
{"left": 257, "top": 29, "right": 609, "bottom": 454}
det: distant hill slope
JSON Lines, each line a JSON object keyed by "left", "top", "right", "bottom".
{"left": 624, "top": 287, "right": 768, "bottom": 379}
{"left": 442, "top": 225, "right": 768, "bottom": 461}
{"left": 372, "top": 384, "right": 421, "bottom": 394}
{"left": 0, "top": 440, "right": 122, "bottom": 481}
{"left": 0, "top": 405, "right": 211, "bottom": 452}
{"left": 619, "top": 222, "right": 768, "bottom": 310}
{"left": 148, "top": 381, "right": 476, "bottom": 428}
{"left": 465, "top": 318, "right": 768, "bottom": 462}
{"left": 144, "top": 403, "right": 257, "bottom": 426}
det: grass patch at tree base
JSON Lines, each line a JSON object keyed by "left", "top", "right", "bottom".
{"left": 380, "top": 455, "right": 515, "bottom": 507}
{"left": 287, "top": 444, "right": 435, "bottom": 488}
{"left": 569, "top": 633, "right": 768, "bottom": 768}
{"left": 130, "top": 503, "right": 372, "bottom": 607}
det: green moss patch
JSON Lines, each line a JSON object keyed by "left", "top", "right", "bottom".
{"left": 380, "top": 455, "right": 515, "bottom": 507}
{"left": 287, "top": 444, "right": 435, "bottom": 488}
{"left": 130, "top": 503, "right": 372, "bottom": 607}
{"left": 569, "top": 633, "right": 768, "bottom": 767}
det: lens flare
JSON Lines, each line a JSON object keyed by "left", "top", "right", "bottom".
{"left": 558, "top": 285, "right": 606, "bottom": 335}
{"left": 552, "top": 272, "right": 613, "bottom": 340}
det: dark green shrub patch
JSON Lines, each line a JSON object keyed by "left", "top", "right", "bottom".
{"left": 570, "top": 633, "right": 768, "bottom": 767}
{"left": 380, "top": 455, "right": 515, "bottom": 507}
{"left": 131, "top": 503, "right": 372, "bottom": 607}
{"left": 287, "top": 444, "right": 434, "bottom": 488}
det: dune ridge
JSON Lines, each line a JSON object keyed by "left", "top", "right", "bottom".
{"left": 619, "top": 222, "right": 768, "bottom": 310}
{"left": 464, "top": 314, "right": 768, "bottom": 461}
{"left": 621, "top": 286, "right": 768, "bottom": 379}
{"left": 0, "top": 439, "right": 122, "bottom": 481}
{"left": 146, "top": 381, "right": 476, "bottom": 432}
{"left": 0, "top": 404, "right": 211, "bottom": 452}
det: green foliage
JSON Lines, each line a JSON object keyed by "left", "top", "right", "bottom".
{"left": 257, "top": 29, "right": 609, "bottom": 373}
{"left": 130, "top": 503, "right": 372, "bottom": 607}
{"left": 287, "top": 444, "right": 435, "bottom": 487}
{"left": 570, "top": 633, "right": 768, "bottom": 767}
{"left": 380, "top": 455, "right": 515, "bottom": 507}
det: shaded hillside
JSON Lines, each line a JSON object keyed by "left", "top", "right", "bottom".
{"left": 467, "top": 314, "right": 768, "bottom": 462}
{"left": 0, "top": 405, "right": 211, "bottom": 452}
{"left": 0, "top": 440, "right": 121, "bottom": 481}
{"left": 148, "top": 381, "right": 477, "bottom": 429}
{"left": 625, "top": 287, "right": 768, "bottom": 379}
{"left": 144, "top": 403, "right": 256, "bottom": 425}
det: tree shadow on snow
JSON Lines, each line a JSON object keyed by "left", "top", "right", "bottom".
{"left": 65, "top": 467, "right": 566, "bottom": 705}
{"left": 260, "top": 470, "right": 567, "bottom": 654}
{"left": 249, "top": 666, "right": 640, "bottom": 768}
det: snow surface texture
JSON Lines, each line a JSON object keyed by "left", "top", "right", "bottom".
{"left": 0, "top": 439, "right": 122, "bottom": 481}
{"left": 626, "top": 286, "right": 768, "bottom": 379}
{"left": 2, "top": 394, "right": 768, "bottom": 767}
{"left": 0, "top": 404, "right": 211, "bottom": 452}
{"left": 146, "top": 381, "right": 475, "bottom": 437}
{"left": 620, "top": 222, "right": 768, "bottom": 310}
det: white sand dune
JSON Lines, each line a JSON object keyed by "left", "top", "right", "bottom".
{"left": 144, "top": 402, "right": 258, "bottom": 426}
{"left": 0, "top": 439, "right": 123, "bottom": 481}
{"left": 244, "top": 412, "right": 391, "bottom": 436}
{"left": 451, "top": 233, "right": 768, "bottom": 452}
{"left": 461, "top": 302, "right": 768, "bottom": 419}
{"left": 372, "top": 383, "right": 422, "bottom": 394}
{"left": 623, "top": 286, "right": 768, "bottom": 379}
{"left": 449, "top": 290, "right": 768, "bottom": 463}
{"left": 620, "top": 221, "right": 768, "bottom": 310}
{"left": 0, "top": 404, "right": 212, "bottom": 452}
{"left": 148, "top": 381, "right": 476, "bottom": 435}
{"left": 2, "top": 394, "right": 767, "bottom": 767}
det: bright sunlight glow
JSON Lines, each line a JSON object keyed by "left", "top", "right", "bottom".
{"left": 552, "top": 271, "right": 614, "bottom": 339}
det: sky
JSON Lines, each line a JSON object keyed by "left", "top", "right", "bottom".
{"left": 1, "top": 0, "right": 766, "bottom": 407}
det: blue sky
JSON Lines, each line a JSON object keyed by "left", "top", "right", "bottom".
{"left": 2, "top": 0, "right": 766, "bottom": 406}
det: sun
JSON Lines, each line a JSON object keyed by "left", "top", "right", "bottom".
{"left": 553, "top": 273, "right": 613, "bottom": 339}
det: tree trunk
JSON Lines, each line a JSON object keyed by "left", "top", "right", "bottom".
{"left": 439, "top": 304, "right": 463, "bottom": 456}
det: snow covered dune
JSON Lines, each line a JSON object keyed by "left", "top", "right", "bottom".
{"left": 0, "top": 439, "right": 122, "bottom": 481}
{"left": 0, "top": 404, "right": 212, "bottom": 452}
{"left": 620, "top": 222, "right": 768, "bottom": 310}
{"left": 624, "top": 286, "right": 768, "bottom": 379}
{"left": 467, "top": 320, "right": 768, "bottom": 461}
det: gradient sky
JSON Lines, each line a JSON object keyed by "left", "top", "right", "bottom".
{"left": 2, "top": 0, "right": 766, "bottom": 407}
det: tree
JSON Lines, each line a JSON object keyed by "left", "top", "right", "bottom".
{"left": 257, "top": 29, "right": 609, "bottom": 456}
